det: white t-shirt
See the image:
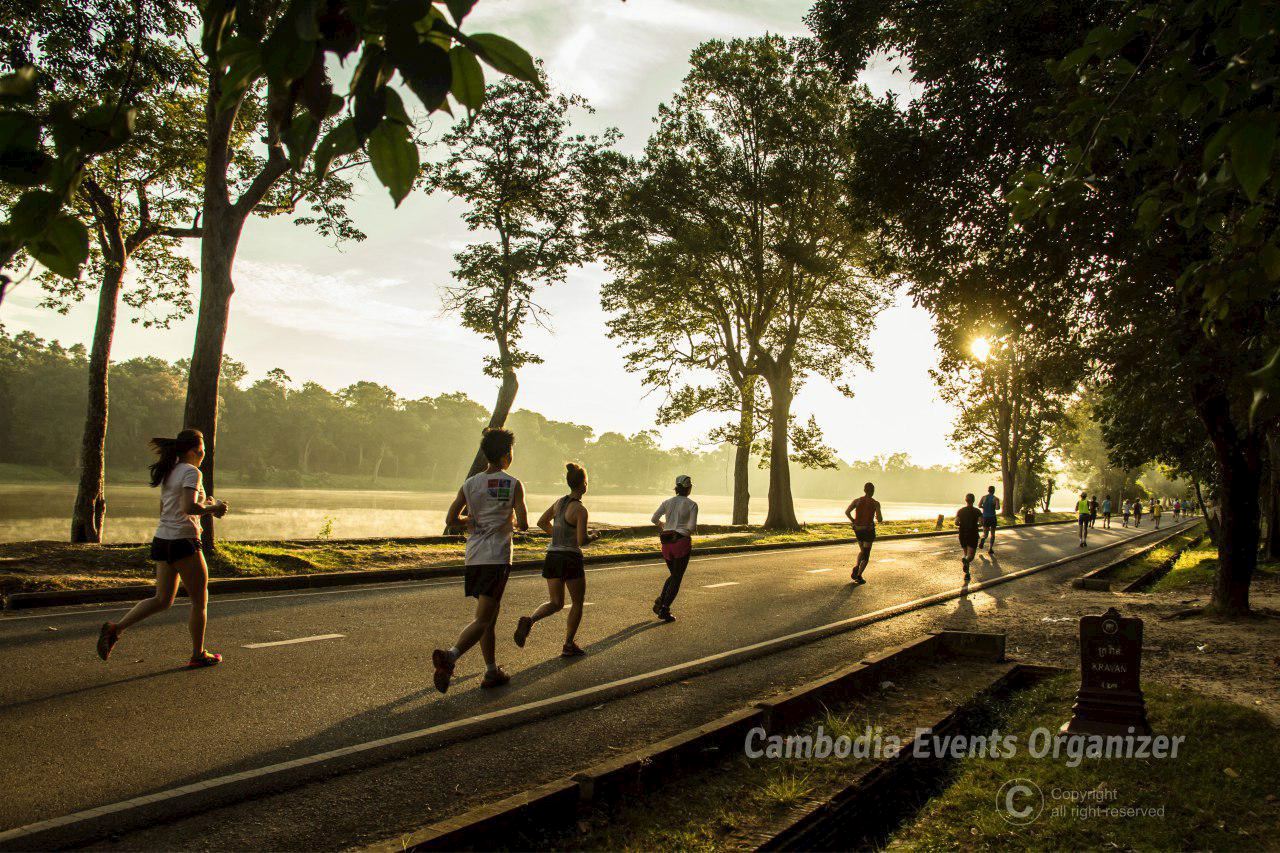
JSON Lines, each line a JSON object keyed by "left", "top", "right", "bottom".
{"left": 462, "top": 469, "right": 521, "bottom": 565}
{"left": 156, "top": 462, "right": 203, "bottom": 540}
{"left": 652, "top": 495, "right": 698, "bottom": 536}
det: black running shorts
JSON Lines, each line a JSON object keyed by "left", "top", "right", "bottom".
{"left": 464, "top": 563, "right": 511, "bottom": 600}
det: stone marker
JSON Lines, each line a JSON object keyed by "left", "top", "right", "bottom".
{"left": 1062, "top": 606, "right": 1152, "bottom": 736}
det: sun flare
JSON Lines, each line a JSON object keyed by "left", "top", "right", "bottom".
{"left": 970, "top": 336, "right": 992, "bottom": 362}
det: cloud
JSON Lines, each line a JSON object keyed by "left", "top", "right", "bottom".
{"left": 232, "top": 260, "right": 468, "bottom": 342}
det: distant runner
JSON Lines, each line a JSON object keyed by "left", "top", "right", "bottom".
{"left": 1152, "top": 499, "right": 1162, "bottom": 529}
{"left": 1122, "top": 499, "right": 1131, "bottom": 527}
{"left": 1133, "top": 499, "right": 1144, "bottom": 527}
{"left": 1076, "top": 491, "right": 1091, "bottom": 547}
{"left": 1101, "top": 495, "right": 1113, "bottom": 528}
{"left": 515, "top": 462, "right": 598, "bottom": 658}
{"left": 1088, "top": 494, "right": 1099, "bottom": 529}
{"left": 652, "top": 475, "right": 699, "bottom": 622}
{"left": 956, "top": 493, "right": 983, "bottom": 581}
{"left": 97, "top": 429, "right": 228, "bottom": 668}
{"left": 845, "top": 482, "right": 883, "bottom": 584}
{"left": 977, "top": 486, "right": 1000, "bottom": 554}
{"left": 433, "top": 428, "right": 528, "bottom": 694}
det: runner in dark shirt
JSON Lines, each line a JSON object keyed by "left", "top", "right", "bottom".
{"left": 844, "top": 482, "right": 883, "bottom": 584}
{"left": 956, "top": 493, "right": 982, "bottom": 580}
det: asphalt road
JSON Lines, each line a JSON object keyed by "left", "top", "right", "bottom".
{"left": 0, "top": 517, "right": 1184, "bottom": 832}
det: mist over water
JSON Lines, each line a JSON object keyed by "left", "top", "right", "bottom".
{"left": 0, "top": 484, "right": 1074, "bottom": 543}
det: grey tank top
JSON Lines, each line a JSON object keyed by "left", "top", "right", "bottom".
{"left": 548, "top": 496, "right": 581, "bottom": 554}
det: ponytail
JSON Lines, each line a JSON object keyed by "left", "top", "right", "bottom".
{"left": 149, "top": 429, "right": 203, "bottom": 487}
{"left": 565, "top": 462, "right": 586, "bottom": 492}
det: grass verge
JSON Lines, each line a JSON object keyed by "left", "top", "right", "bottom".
{"left": 1099, "top": 522, "right": 1204, "bottom": 586}
{"left": 890, "top": 675, "right": 1279, "bottom": 850}
{"left": 0, "top": 513, "right": 1074, "bottom": 596}
{"left": 1149, "top": 538, "right": 1280, "bottom": 593}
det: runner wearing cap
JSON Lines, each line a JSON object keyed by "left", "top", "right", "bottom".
{"left": 844, "top": 482, "right": 883, "bottom": 584}
{"left": 651, "top": 475, "right": 699, "bottom": 622}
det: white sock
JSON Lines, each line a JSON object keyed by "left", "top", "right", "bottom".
{"left": 447, "top": 646, "right": 460, "bottom": 662}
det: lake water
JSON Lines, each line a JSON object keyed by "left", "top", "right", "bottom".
{"left": 0, "top": 483, "right": 1022, "bottom": 543}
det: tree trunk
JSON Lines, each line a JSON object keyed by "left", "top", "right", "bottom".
{"left": 1000, "top": 454, "right": 1017, "bottom": 518}
{"left": 1198, "top": 394, "right": 1260, "bottom": 617}
{"left": 70, "top": 261, "right": 125, "bottom": 543}
{"left": 372, "top": 444, "right": 387, "bottom": 484}
{"left": 445, "top": 369, "right": 519, "bottom": 534}
{"left": 465, "top": 369, "right": 519, "bottom": 479}
{"left": 762, "top": 368, "right": 800, "bottom": 530}
{"left": 1266, "top": 430, "right": 1280, "bottom": 561}
{"left": 184, "top": 213, "right": 244, "bottom": 553}
{"left": 1193, "top": 478, "right": 1218, "bottom": 544}
{"left": 732, "top": 376, "right": 755, "bottom": 525}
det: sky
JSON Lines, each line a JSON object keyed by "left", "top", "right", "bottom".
{"left": 2, "top": 1, "right": 960, "bottom": 467}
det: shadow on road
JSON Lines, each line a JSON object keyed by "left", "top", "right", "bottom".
{"left": 0, "top": 665, "right": 189, "bottom": 712}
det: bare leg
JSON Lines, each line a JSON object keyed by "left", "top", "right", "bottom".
{"left": 564, "top": 577, "right": 585, "bottom": 645}
{"left": 528, "top": 579, "right": 566, "bottom": 624}
{"left": 114, "top": 562, "right": 179, "bottom": 634}
{"left": 453, "top": 594, "right": 500, "bottom": 664}
{"left": 173, "top": 551, "right": 210, "bottom": 657}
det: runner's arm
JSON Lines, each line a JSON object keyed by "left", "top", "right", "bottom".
{"left": 652, "top": 500, "right": 667, "bottom": 533}
{"left": 688, "top": 502, "right": 698, "bottom": 535}
{"left": 875, "top": 501, "right": 884, "bottom": 524}
{"left": 512, "top": 480, "right": 529, "bottom": 532}
{"left": 844, "top": 500, "right": 856, "bottom": 525}
{"left": 445, "top": 488, "right": 469, "bottom": 532}
{"left": 575, "top": 505, "right": 596, "bottom": 546}
{"left": 536, "top": 501, "right": 555, "bottom": 535}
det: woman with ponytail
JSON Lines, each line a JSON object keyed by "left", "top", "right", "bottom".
{"left": 96, "top": 429, "right": 229, "bottom": 668}
{"left": 514, "top": 462, "right": 597, "bottom": 657}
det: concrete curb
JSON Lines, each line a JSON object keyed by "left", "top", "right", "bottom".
{"left": 363, "top": 630, "right": 1007, "bottom": 852}
{"left": 1071, "top": 520, "right": 1201, "bottom": 591}
{"left": 2, "top": 518, "right": 1077, "bottom": 610}
{"left": 0, "top": 523, "right": 1162, "bottom": 850}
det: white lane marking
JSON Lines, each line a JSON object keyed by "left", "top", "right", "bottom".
{"left": 702, "top": 581, "right": 739, "bottom": 589}
{"left": 806, "top": 568, "right": 834, "bottom": 574}
{"left": 242, "top": 633, "right": 345, "bottom": 649}
{"left": 879, "top": 558, "right": 898, "bottom": 563}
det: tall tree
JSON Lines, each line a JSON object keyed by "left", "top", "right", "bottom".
{"left": 597, "top": 36, "right": 887, "bottom": 530}
{"left": 423, "top": 70, "right": 617, "bottom": 483}
{"left": 178, "top": 0, "right": 539, "bottom": 549}
{"left": 930, "top": 305, "right": 1079, "bottom": 517}
{"left": 810, "top": 0, "right": 1091, "bottom": 522}
{"left": 1006, "top": 0, "right": 1280, "bottom": 616}
{"left": 4, "top": 0, "right": 202, "bottom": 541}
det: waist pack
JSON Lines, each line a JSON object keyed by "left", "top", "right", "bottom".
{"left": 660, "top": 531, "right": 691, "bottom": 560}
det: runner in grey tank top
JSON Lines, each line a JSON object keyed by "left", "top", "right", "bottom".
{"left": 548, "top": 495, "right": 583, "bottom": 554}
{"left": 515, "top": 463, "right": 597, "bottom": 657}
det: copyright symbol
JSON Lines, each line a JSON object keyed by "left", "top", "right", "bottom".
{"left": 996, "top": 778, "right": 1044, "bottom": 825}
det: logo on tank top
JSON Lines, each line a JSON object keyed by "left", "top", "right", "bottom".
{"left": 486, "top": 477, "right": 512, "bottom": 499}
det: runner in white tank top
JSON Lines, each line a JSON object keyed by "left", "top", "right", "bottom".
{"left": 432, "top": 428, "right": 528, "bottom": 694}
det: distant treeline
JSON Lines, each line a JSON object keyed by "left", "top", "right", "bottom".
{"left": 0, "top": 328, "right": 999, "bottom": 501}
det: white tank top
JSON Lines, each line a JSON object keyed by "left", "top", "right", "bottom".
{"left": 462, "top": 469, "right": 521, "bottom": 565}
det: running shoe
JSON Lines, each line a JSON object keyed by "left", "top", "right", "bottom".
{"left": 514, "top": 616, "right": 533, "bottom": 648}
{"left": 96, "top": 622, "right": 119, "bottom": 661}
{"left": 481, "top": 666, "right": 511, "bottom": 689}
{"left": 652, "top": 599, "right": 664, "bottom": 616}
{"left": 187, "top": 650, "right": 222, "bottom": 668}
{"left": 657, "top": 609, "right": 676, "bottom": 623}
{"left": 561, "top": 642, "right": 585, "bottom": 658}
{"left": 432, "top": 648, "right": 455, "bottom": 693}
